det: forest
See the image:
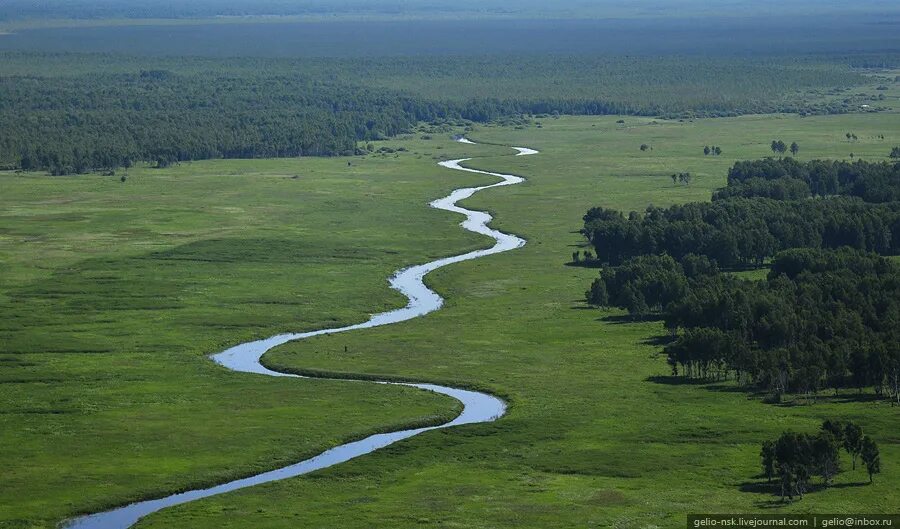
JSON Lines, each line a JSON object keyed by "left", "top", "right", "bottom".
{"left": 2, "top": 71, "right": 414, "bottom": 173}
{"left": 0, "top": 52, "right": 880, "bottom": 174}
{"left": 584, "top": 158, "right": 900, "bottom": 401}
{"left": 587, "top": 246, "right": 900, "bottom": 401}
{"left": 718, "top": 158, "right": 900, "bottom": 202}
{"left": 582, "top": 197, "right": 899, "bottom": 268}
{"left": 583, "top": 159, "right": 900, "bottom": 268}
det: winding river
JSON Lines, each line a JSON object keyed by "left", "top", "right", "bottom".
{"left": 63, "top": 138, "right": 536, "bottom": 529}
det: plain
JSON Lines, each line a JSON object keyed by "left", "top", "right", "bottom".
{"left": 2, "top": 105, "right": 899, "bottom": 527}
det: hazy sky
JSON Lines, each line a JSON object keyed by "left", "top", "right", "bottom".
{"left": 3, "top": 0, "right": 900, "bottom": 21}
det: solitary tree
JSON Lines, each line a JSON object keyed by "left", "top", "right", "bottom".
{"left": 640, "top": 144, "right": 650, "bottom": 152}
{"left": 761, "top": 440, "right": 776, "bottom": 483}
{"left": 671, "top": 173, "right": 678, "bottom": 184}
{"left": 844, "top": 422, "right": 863, "bottom": 470}
{"left": 704, "top": 146, "right": 711, "bottom": 156}
{"left": 790, "top": 142, "right": 799, "bottom": 156}
{"left": 714, "top": 146, "right": 722, "bottom": 156}
{"left": 890, "top": 146, "right": 900, "bottom": 159}
{"left": 860, "top": 436, "right": 880, "bottom": 483}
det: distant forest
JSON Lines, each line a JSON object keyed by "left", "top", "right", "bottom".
{"left": 582, "top": 158, "right": 900, "bottom": 402}
{"left": 0, "top": 53, "right": 880, "bottom": 175}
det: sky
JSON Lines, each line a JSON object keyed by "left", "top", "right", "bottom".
{"left": 2, "top": 0, "right": 900, "bottom": 21}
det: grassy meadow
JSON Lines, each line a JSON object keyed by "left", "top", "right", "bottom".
{"left": 150, "top": 112, "right": 899, "bottom": 528}
{"left": 2, "top": 106, "right": 899, "bottom": 527}
{"left": 0, "top": 137, "right": 512, "bottom": 528}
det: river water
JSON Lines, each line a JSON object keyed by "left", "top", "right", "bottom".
{"left": 63, "top": 139, "right": 535, "bottom": 529}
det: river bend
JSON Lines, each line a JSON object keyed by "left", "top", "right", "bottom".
{"left": 63, "top": 138, "right": 536, "bottom": 529}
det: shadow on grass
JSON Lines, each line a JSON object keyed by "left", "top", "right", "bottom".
{"left": 736, "top": 480, "right": 791, "bottom": 510}
{"left": 739, "top": 479, "right": 870, "bottom": 509}
{"left": 568, "top": 302, "right": 666, "bottom": 324}
{"left": 816, "top": 392, "right": 885, "bottom": 404}
{"left": 704, "top": 383, "right": 751, "bottom": 394}
{"left": 738, "top": 480, "right": 773, "bottom": 495}
{"left": 564, "top": 261, "right": 603, "bottom": 269}
{"left": 642, "top": 334, "right": 675, "bottom": 346}
{"left": 647, "top": 377, "right": 893, "bottom": 405}
{"left": 645, "top": 375, "right": 710, "bottom": 386}
{"left": 646, "top": 375, "right": 757, "bottom": 395}
{"left": 773, "top": 391, "right": 885, "bottom": 407}
{"left": 599, "top": 313, "right": 663, "bottom": 324}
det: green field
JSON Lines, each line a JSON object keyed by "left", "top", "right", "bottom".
{"left": 2, "top": 110, "right": 899, "bottom": 528}
{"left": 0, "top": 138, "right": 509, "bottom": 527}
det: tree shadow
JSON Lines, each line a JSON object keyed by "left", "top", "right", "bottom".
{"left": 827, "top": 481, "right": 870, "bottom": 490}
{"left": 738, "top": 479, "right": 870, "bottom": 508}
{"left": 599, "top": 313, "right": 663, "bottom": 324}
{"left": 644, "top": 370, "right": 891, "bottom": 405}
{"left": 737, "top": 480, "right": 797, "bottom": 509}
{"left": 564, "top": 261, "right": 603, "bottom": 269}
{"left": 771, "top": 392, "right": 885, "bottom": 408}
{"left": 642, "top": 334, "right": 675, "bottom": 346}
{"left": 705, "top": 383, "right": 755, "bottom": 394}
{"left": 645, "top": 375, "right": 758, "bottom": 395}
{"left": 817, "top": 392, "right": 885, "bottom": 404}
{"left": 645, "top": 375, "right": 709, "bottom": 386}
{"left": 738, "top": 480, "right": 773, "bottom": 495}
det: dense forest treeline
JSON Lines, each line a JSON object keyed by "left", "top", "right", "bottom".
{"left": 582, "top": 197, "right": 899, "bottom": 269}
{"left": 583, "top": 159, "right": 900, "bottom": 269}
{"left": 588, "top": 247, "right": 900, "bottom": 402}
{"left": 665, "top": 249, "right": 899, "bottom": 399}
{"left": 1, "top": 72, "right": 430, "bottom": 172}
{"left": 0, "top": 52, "right": 877, "bottom": 174}
{"left": 583, "top": 159, "right": 900, "bottom": 402}
{"left": 719, "top": 158, "right": 900, "bottom": 203}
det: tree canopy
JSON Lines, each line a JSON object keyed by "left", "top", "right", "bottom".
{"left": 582, "top": 158, "right": 900, "bottom": 402}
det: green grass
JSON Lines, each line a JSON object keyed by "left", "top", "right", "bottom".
{"left": 2, "top": 111, "right": 899, "bottom": 529}
{"left": 0, "top": 137, "right": 511, "bottom": 528}
{"left": 150, "top": 112, "right": 898, "bottom": 528}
